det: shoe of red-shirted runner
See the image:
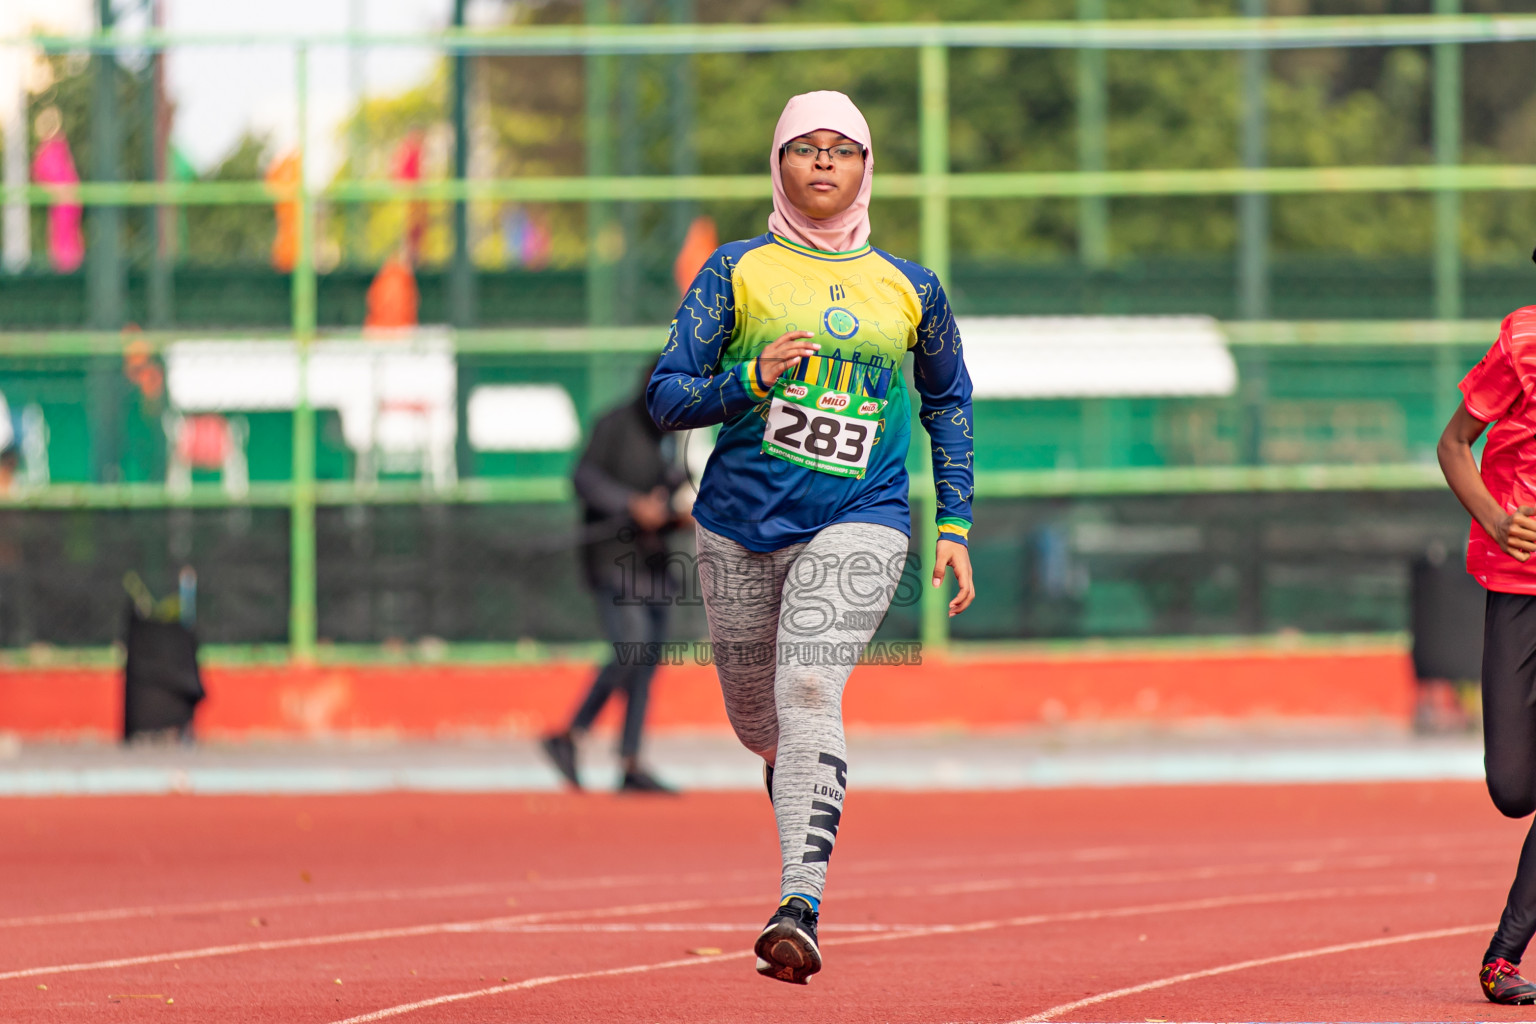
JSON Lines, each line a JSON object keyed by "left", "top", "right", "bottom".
{"left": 1482, "top": 957, "right": 1536, "bottom": 1004}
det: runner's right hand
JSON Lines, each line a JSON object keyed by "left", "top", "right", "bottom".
{"left": 1494, "top": 506, "right": 1536, "bottom": 562}
{"left": 755, "top": 331, "right": 820, "bottom": 388}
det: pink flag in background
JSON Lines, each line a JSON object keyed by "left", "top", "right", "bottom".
{"left": 32, "top": 136, "right": 84, "bottom": 273}
{"left": 391, "top": 132, "right": 425, "bottom": 264}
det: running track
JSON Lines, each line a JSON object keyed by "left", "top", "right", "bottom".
{"left": 1, "top": 783, "right": 1529, "bottom": 1022}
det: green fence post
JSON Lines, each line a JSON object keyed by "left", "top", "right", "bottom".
{"left": 449, "top": 0, "right": 477, "bottom": 326}
{"left": 1077, "top": 0, "right": 1109, "bottom": 270}
{"left": 918, "top": 43, "right": 950, "bottom": 285}
{"left": 615, "top": 0, "right": 644, "bottom": 322}
{"left": 290, "top": 43, "right": 318, "bottom": 663}
{"left": 585, "top": 0, "right": 616, "bottom": 326}
{"left": 146, "top": 7, "right": 173, "bottom": 330}
{"left": 668, "top": 0, "right": 697, "bottom": 254}
{"left": 1238, "top": 0, "right": 1269, "bottom": 320}
{"left": 1434, "top": 0, "right": 1463, "bottom": 321}
{"left": 918, "top": 42, "right": 950, "bottom": 654}
{"left": 1432, "top": 344, "right": 1459, "bottom": 431}
{"left": 345, "top": 0, "right": 366, "bottom": 265}
{"left": 87, "top": 0, "right": 125, "bottom": 332}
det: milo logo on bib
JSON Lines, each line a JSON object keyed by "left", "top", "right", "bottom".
{"left": 857, "top": 400, "right": 881, "bottom": 415}
{"left": 783, "top": 383, "right": 809, "bottom": 399}
{"left": 817, "top": 391, "right": 851, "bottom": 412}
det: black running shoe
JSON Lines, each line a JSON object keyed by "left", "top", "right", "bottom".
{"left": 764, "top": 762, "right": 774, "bottom": 800}
{"left": 540, "top": 733, "right": 580, "bottom": 790}
{"left": 619, "top": 768, "right": 677, "bottom": 794}
{"left": 1483, "top": 958, "right": 1536, "bottom": 1004}
{"left": 754, "top": 896, "right": 821, "bottom": 984}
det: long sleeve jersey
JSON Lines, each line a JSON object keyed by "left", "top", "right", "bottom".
{"left": 647, "top": 232, "right": 974, "bottom": 553}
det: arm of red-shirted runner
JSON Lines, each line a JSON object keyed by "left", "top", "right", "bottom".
{"left": 1439, "top": 316, "right": 1536, "bottom": 562}
{"left": 646, "top": 251, "right": 763, "bottom": 431}
{"left": 910, "top": 274, "right": 975, "bottom": 547}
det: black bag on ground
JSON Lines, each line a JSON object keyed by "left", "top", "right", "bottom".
{"left": 123, "top": 607, "right": 204, "bottom": 740}
{"left": 1410, "top": 549, "right": 1485, "bottom": 683}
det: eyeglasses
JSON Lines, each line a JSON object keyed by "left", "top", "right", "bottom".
{"left": 779, "top": 141, "right": 867, "bottom": 168}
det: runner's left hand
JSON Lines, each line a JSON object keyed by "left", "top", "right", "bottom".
{"left": 933, "top": 539, "right": 975, "bottom": 617}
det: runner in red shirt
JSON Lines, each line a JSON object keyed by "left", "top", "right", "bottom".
{"left": 1439, "top": 292, "right": 1536, "bottom": 1004}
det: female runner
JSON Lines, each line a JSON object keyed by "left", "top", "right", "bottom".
{"left": 647, "top": 90, "right": 975, "bottom": 984}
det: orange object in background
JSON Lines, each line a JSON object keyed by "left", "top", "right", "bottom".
{"left": 364, "top": 257, "right": 419, "bottom": 330}
{"left": 673, "top": 216, "right": 718, "bottom": 296}
{"left": 121, "top": 337, "right": 165, "bottom": 403}
{"left": 267, "top": 151, "right": 301, "bottom": 272}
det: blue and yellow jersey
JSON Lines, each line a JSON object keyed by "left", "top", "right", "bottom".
{"left": 647, "top": 233, "right": 974, "bottom": 553}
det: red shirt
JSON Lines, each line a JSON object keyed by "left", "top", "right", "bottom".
{"left": 1461, "top": 306, "right": 1536, "bottom": 593}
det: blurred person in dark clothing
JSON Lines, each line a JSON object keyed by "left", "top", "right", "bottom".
{"left": 541, "top": 365, "right": 691, "bottom": 793}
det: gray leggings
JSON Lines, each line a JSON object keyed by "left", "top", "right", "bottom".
{"left": 696, "top": 521, "right": 908, "bottom": 900}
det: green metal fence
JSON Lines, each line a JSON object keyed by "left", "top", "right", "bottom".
{"left": 2, "top": 13, "right": 1532, "bottom": 657}
{"left": 0, "top": 320, "right": 1498, "bottom": 658}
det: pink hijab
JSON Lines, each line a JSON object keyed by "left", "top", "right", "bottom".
{"left": 767, "top": 91, "right": 873, "bottom": 253}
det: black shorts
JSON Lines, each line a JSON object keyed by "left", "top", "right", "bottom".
{"left": 1483, "top": 590, "right": 1536, "bottom": 818}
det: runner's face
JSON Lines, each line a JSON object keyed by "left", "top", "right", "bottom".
{"left": 778, "top": 130, "right": 865, "bottom": 222}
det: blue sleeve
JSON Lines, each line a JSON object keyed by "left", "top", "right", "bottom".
{"left": 911, "top": 275, "right": 975, "bottom": 545}
{"left": 646, "top": 247, "right": 767, "bottom": 431}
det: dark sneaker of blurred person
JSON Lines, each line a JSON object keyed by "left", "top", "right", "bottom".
{"left": 540, "top": 733, "right": 580, "bottom": 790}
{"left": 619, "top": 768, "right": 677, "bottom": 794}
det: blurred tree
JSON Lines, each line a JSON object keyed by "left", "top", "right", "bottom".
{"left": 181, "top": 133, "right": 277, "bottom": 265}
{"left": 8, "top": 0, "right": 1535, "bottom": 276}
{"left": 452, "top": 0, "right": 1536, "bottom": 267}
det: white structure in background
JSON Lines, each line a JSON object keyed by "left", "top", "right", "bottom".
{"left": 955, "top": 316, "right": 1237, "bottom": 399}
{"left": 0, "top": 391, "right": 51, "bottom": 487}
{"left": 19, "top": 402, "right": 47, "bottom": 485}
{"left": 163, "top": 411, "right": 249, "bottom": 498}
{"left": 464, "top": 382, "right": 707, "bottom": 509}
{"left": 165, "top": 334, "right": 458, "bottom": 490}
{"left": 0, "top": 1, "right": 91, "bottom": 272}
{"left": 0, "top": 37, "right": 30, "bottom": 272}
{"left": 466, "top": 384, "right": 579, "bottom": 452}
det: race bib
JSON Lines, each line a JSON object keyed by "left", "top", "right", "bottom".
{"left": 760, "top": 378, "right": 886, "bottom": 479}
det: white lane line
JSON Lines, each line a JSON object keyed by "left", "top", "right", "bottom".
{"left": 817, "top": 881, "right": 1491, "bottom": 953}
{"left": 4, "top": 829, "right": 1503, "bottom": 933}
{"left": 1011, "top": 922, "right": 1494, "bottom": 1022}
{"left": 322, "top": 880, "right": 1468, "bottom": 1024}
{"left": 0, "top": 847, "right": 1459, "bottom": 982}
{"left": 917, "top": 854, "right": 1402, "bottom": 897}
{"left": 0, "top": 884, "right": 507, "bottom": 930}
{"left": 1, "top": 849, "right": 1484, "bottom": 984}
{"left": 843, "top": 830, "right": 1515, "bottom": 894}
{"left": 0, "top": 896, "right": 763, "bottom": 982}
{"left": 0, "top": 849, "right": 1215, "bottom": 929}
{"left": 481, "top": 922, "right": 923, "bottom": 933}
{"left": 0, "top": 867, "right": 767, "bottom": 930}
{"left": 329, "top": 951, "right": 760, "bottom": 1024}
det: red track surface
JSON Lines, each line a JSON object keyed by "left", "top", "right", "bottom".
{"left": 0, "top": 782, "right": 1528, "bottom": 1022}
